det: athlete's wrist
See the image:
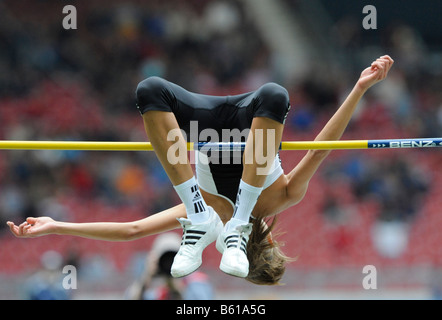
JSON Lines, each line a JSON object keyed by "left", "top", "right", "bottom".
{"left": 354, "top": 81, "right": 369, "bottom": 95}
{"left": 53, "top": 221, "right": 66, "bottom": 235}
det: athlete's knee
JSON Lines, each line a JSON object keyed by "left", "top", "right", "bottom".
{"left": 135, "top": 76, "right": 168, "bottom": 113}
{"left": 256, "top": 82, "right": 290, "bottom": 121}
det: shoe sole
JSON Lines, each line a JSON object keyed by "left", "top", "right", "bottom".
{"left": 171, "top": 260, "right": 202, "bottom": 278}
{"left": 219, "top": 259, "right": 248, "bottom": 278}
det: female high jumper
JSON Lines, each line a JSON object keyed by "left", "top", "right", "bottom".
{"left": 7, "top": 55, "right": 394, "bottom": 285}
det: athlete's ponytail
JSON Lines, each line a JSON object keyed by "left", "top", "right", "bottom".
{"left": 245, "top": 216, "right": 297, "bottom": 285}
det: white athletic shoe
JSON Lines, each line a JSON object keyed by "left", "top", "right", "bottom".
{"left": 216, "top": 222, "right": 252, "bottom": 278}
{"left": 170, "top": 206, "right": 223, "bottom": 278}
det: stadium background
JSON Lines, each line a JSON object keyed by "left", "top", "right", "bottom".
{"left": 0, "top": 0, "right": 441, "bottom": 299}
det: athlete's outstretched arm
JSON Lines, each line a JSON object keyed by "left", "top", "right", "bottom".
{"left": 7, "top": 204, "right": 186, "bottom": 241}
{"left": 285, "top": 55, "right": 394, "bottom": 205}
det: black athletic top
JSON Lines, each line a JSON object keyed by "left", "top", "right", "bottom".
{"left": 135, "top": 76, "right": 290, "bottom": 204}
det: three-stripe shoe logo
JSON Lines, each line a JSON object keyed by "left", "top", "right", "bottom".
{"left": 224, "top": 234, "right": 247, "bottom": 254}
{"left": 191, "top": 185, "right": 205, "bottom": 214}
{"left": 181, "top": 230, "right": 206, "bottom": 246}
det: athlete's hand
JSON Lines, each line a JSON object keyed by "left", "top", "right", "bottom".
{"left": 357, "top": 55, "right": 394, "bottom": 91}
{"left": 7, "top": 217, "right": 57, "bottom": 238}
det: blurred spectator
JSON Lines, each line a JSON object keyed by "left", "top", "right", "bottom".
{"left": 371, "top": 220, "right": 409, "bottom": 259}
{"left": 320, "top": 153, "right": 432, "bottom": 259}
{"left": 323, "top": 154, "right": 430, "bottom": 224}
{"left": 23, "top": 250, "right": 72, "bottom": 300}
{"left": 182, "top": 271, "right": 215, "bottom": 300}
{"left": 125, "top": 232, "right": 214, "bottom": 300}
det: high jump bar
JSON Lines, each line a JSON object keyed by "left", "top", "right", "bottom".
{"left": 0, "top": 138, "right": 441, "bottom": 151}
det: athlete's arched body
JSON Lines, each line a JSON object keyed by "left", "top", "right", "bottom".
{"left": 7, "top": 56, "right": 394, "bottom": 285}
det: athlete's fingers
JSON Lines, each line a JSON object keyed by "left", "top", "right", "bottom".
{"left": 380, "top": 55, "right": 394, "bottom": 66}
{"left": 26, "top": 217, "right": 38, "bottom": 225}
{"left": 373, "top": 60, "right": 387, "bottom": 79}
{"left": 18, "top": 221, "right": 27, "bottom": 235}
{"left": 24, "top": 224, "right": 32, "bottom": 233}
{"left": 378, "top": 58, "right": 390, "bottom": 66}
{"left": 378, "top": 57, "right": 391, "bottom": 69}
{"left": 379, "top": 58, "right": 392, "bottom": 78}
{"left": 371, "top": 61, "right": 384, "bottom": 70}
{"left": 370, "top": 62, "right": 384, "bottom": 79}
{"left": 7, "top": 221, "right": 20, "bottom": 236}
{"left": 381, "top": 56, "right": 394, "bottom": 75}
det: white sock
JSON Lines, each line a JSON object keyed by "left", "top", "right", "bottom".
{"left": 174, "top": 177, "right": 211, "bottom": 224}
{"left": 227, "top": 179, "right": 263, "bottom": 231}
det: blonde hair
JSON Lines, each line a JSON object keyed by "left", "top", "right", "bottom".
{"left": 246, "top": 216, "right": 297, "bottom": 285}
